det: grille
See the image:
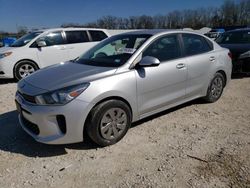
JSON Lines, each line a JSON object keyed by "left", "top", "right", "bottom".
{"left": 56, "top": 115, "right": 67, "bottom": 134}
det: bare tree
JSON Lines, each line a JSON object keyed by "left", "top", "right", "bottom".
{"left": 62, "top": 0, "right": 250, "bottom": 30}
{"left": 17, "top": 26, "right": 28, "bottom": 37}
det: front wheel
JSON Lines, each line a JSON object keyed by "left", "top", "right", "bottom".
{"left": 14, "top": 60, "right": 39, "bottom": 80}
{"left": 86, "top": 100, "right": 132, "bottom": 147}
{"left": 203, "top": 72, "right": 225, "bottom": 103}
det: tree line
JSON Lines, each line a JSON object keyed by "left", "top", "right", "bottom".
{"left": 62, "top": 0, "right": 250, "bottom": 29}
{"left": 0, "top": 0, "right": 249, "bottom": 40}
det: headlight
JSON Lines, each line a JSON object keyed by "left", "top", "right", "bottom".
{"left": 0, "top": 52, "right": 12, "bottom": 59}
{"left": 35, "top": 83, "right": 89, "bottom": 105}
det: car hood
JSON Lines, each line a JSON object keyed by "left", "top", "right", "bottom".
{"left": 0, "top": 46, "right": 19, "bottom": 53}
{"left": 24, "top": 62, "right": 117, "bottom": 92}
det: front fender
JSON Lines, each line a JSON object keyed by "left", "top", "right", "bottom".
{"left": 78, "top": 70, "right": 139, "bottom": 122}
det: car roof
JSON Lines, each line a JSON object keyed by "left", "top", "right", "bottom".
{"left": 117, "top": 29, "right": 208, "bottom": 37}
{"left": 118, "top": 29, "right": 200, "bottom": 35}
{"left": 123, "top": 29, "right": 171, "bottom": 35}
{"left": 35, "top": 27, "right": 107, "bottom": 33}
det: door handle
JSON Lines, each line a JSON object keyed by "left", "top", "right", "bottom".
{"left": 209, "top": 56, "right": 216, "bottom": 62}
{"left": 176, "top": 63, "right": 186, "bottom": 69}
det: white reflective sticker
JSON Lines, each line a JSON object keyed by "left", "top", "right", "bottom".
{"left": 118, "top": 48, "right": 136, "bottom": 54}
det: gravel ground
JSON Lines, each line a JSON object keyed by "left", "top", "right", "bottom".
{"left": 0, "top": 77, "right": 249, "bottom": 188}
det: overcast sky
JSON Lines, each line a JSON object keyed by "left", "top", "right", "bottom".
{"left": 0, "top": 0, "right": 228, "bottom": 32}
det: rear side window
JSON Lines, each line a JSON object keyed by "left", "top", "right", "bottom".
{"left": 40, "top": 32, "right": 64, "bottom": 46}
{"left": 89, "top": 30, "right": 108, "bottom": 41}
{"left": 182, "top": 34, "right": 212, "bottom": 56}
{"left": 65, "top": 31, "right": 89, "bottom": 44}
{"left": 143, "top": 34, "right": 181, "bottom": 62}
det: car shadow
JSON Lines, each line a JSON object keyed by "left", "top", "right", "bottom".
{"left": 0, "top": 110, "right": 98, "bottom": 158}
{"left": 231, "top": 73, "right": 250, "bottom": 79}
{"left": 0, "top": 79, "right": 16, "bottom": 85}
{"left": 131, "top": 99, "right": 205, "bottom": 128}
{"left": 0, "top": 99, "right": 205, "bottom": 158}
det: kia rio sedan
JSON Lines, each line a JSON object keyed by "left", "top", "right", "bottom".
{"left": 15, "top": 30, "right": 232, "bottom": 146}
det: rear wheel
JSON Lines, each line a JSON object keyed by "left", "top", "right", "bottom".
{"left": 86, "top": 100, "right": 131, "bottom": 146}
{"left": 14, "top": 60, "right": 39, "bottom": 80}
{"left": 203, "top": 72, "right": 225, "bottom": 103}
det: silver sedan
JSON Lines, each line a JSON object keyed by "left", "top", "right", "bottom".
{"left": 15, "top": 30, "right": 232, "bottom": 146}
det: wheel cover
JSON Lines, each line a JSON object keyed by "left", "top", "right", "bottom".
{"left": 211, "top": 77, "right": 223, "bottom": 99}
{"left": 19, "top": 64, "right": 35, "bottom": 78}
{"left": 100, "top": 108, "right": 128, "bottom": 140}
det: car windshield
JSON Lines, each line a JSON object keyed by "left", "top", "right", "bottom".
{"left": 215, "top": 31, "right": 250, "bottom": 44}
{"left": 11, "top": 32, "right": 42, "bottom": 47}
{"left": 75, "top": 34, "right": 151, "bottom": 67}
{"left": 215, "top": 32, "right": 233, "bottom": 44}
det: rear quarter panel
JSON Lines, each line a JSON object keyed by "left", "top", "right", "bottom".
{"left": 201, "top": 47, "right": 232, "bottom": 95}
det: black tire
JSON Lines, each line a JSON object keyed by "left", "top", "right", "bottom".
{"left": 86, "top": 100, "right": 132, "bottom": 147}
{"left": 14, "top": 60, "right": 39, "bottom": 80}
{"left": 203, "top": 72, "right": 225, "bottom": 103}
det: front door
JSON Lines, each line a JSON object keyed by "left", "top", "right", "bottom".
{"left": 136, "top": 34, "right": 187, "bottom": 116}
{"left": 36, "top": 31, "right": 69, "bottom": 67}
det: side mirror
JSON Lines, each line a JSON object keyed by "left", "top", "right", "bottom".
{"left": 36, "top": 40, "right": 47, "bottom": 47}
{"left": 139, "top": 56, "right": 160, "bottom": 67}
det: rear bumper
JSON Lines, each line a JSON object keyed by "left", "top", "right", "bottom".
{"left": 16, "top": 93, "right": 94, "bottom": 144}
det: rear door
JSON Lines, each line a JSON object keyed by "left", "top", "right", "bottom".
{"left": 36, "top": 31, "right": 69, "bottom": 67}
{"left": 181, "top": 33, "right": 215, "bottom": 97}
{"left": 88, "top": 30, "right": 108, "bottom": 42}
{"left": 136, "top": 34, "right": 188, "bottom": 116}
{"left": 64, "top": 30, "right": 98, "bottom": 60}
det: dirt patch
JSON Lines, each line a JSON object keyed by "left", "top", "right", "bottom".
{"left": 194, "top": 149, "right": 250, "bottom": 188}
{"left": 0, "top": 77, "right": 250, "bottom": 188}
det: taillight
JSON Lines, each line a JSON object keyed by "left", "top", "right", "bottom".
{"left": 228, "top": 52, "right": 233, "bottom": 59}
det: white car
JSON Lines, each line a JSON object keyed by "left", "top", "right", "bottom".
{"left": 0, "top": 28, "right": 111, "bottom": 80}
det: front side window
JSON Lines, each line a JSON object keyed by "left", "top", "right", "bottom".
{"left": 11, "top": 32, "right": 42, "bottom": 47}
{"left": 142, "top": 34, "right": 181, "bottom": 62}
{"left": 39, "top": 32, "right": 64, "bottom": 46}
{"left": 182, "top": 34, "right": 212, "bottom": 56}
{"left": 65, "top": 31, "right": 89, "bottom": 44}
{"left": 75, "top": 34, "right": 151, "bottom": 67}
{"left": 89, "top": 30, "right": 108, "bottom": 41}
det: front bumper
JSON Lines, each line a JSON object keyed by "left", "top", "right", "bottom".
{"left": 15, "top": 92, "right": 93, "bottom": 144}
{"left": 232, "top": 58, "right": 250, "bottom": 73}
{"left": 0, "top": 59, "right": 14, "bottom": 78}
